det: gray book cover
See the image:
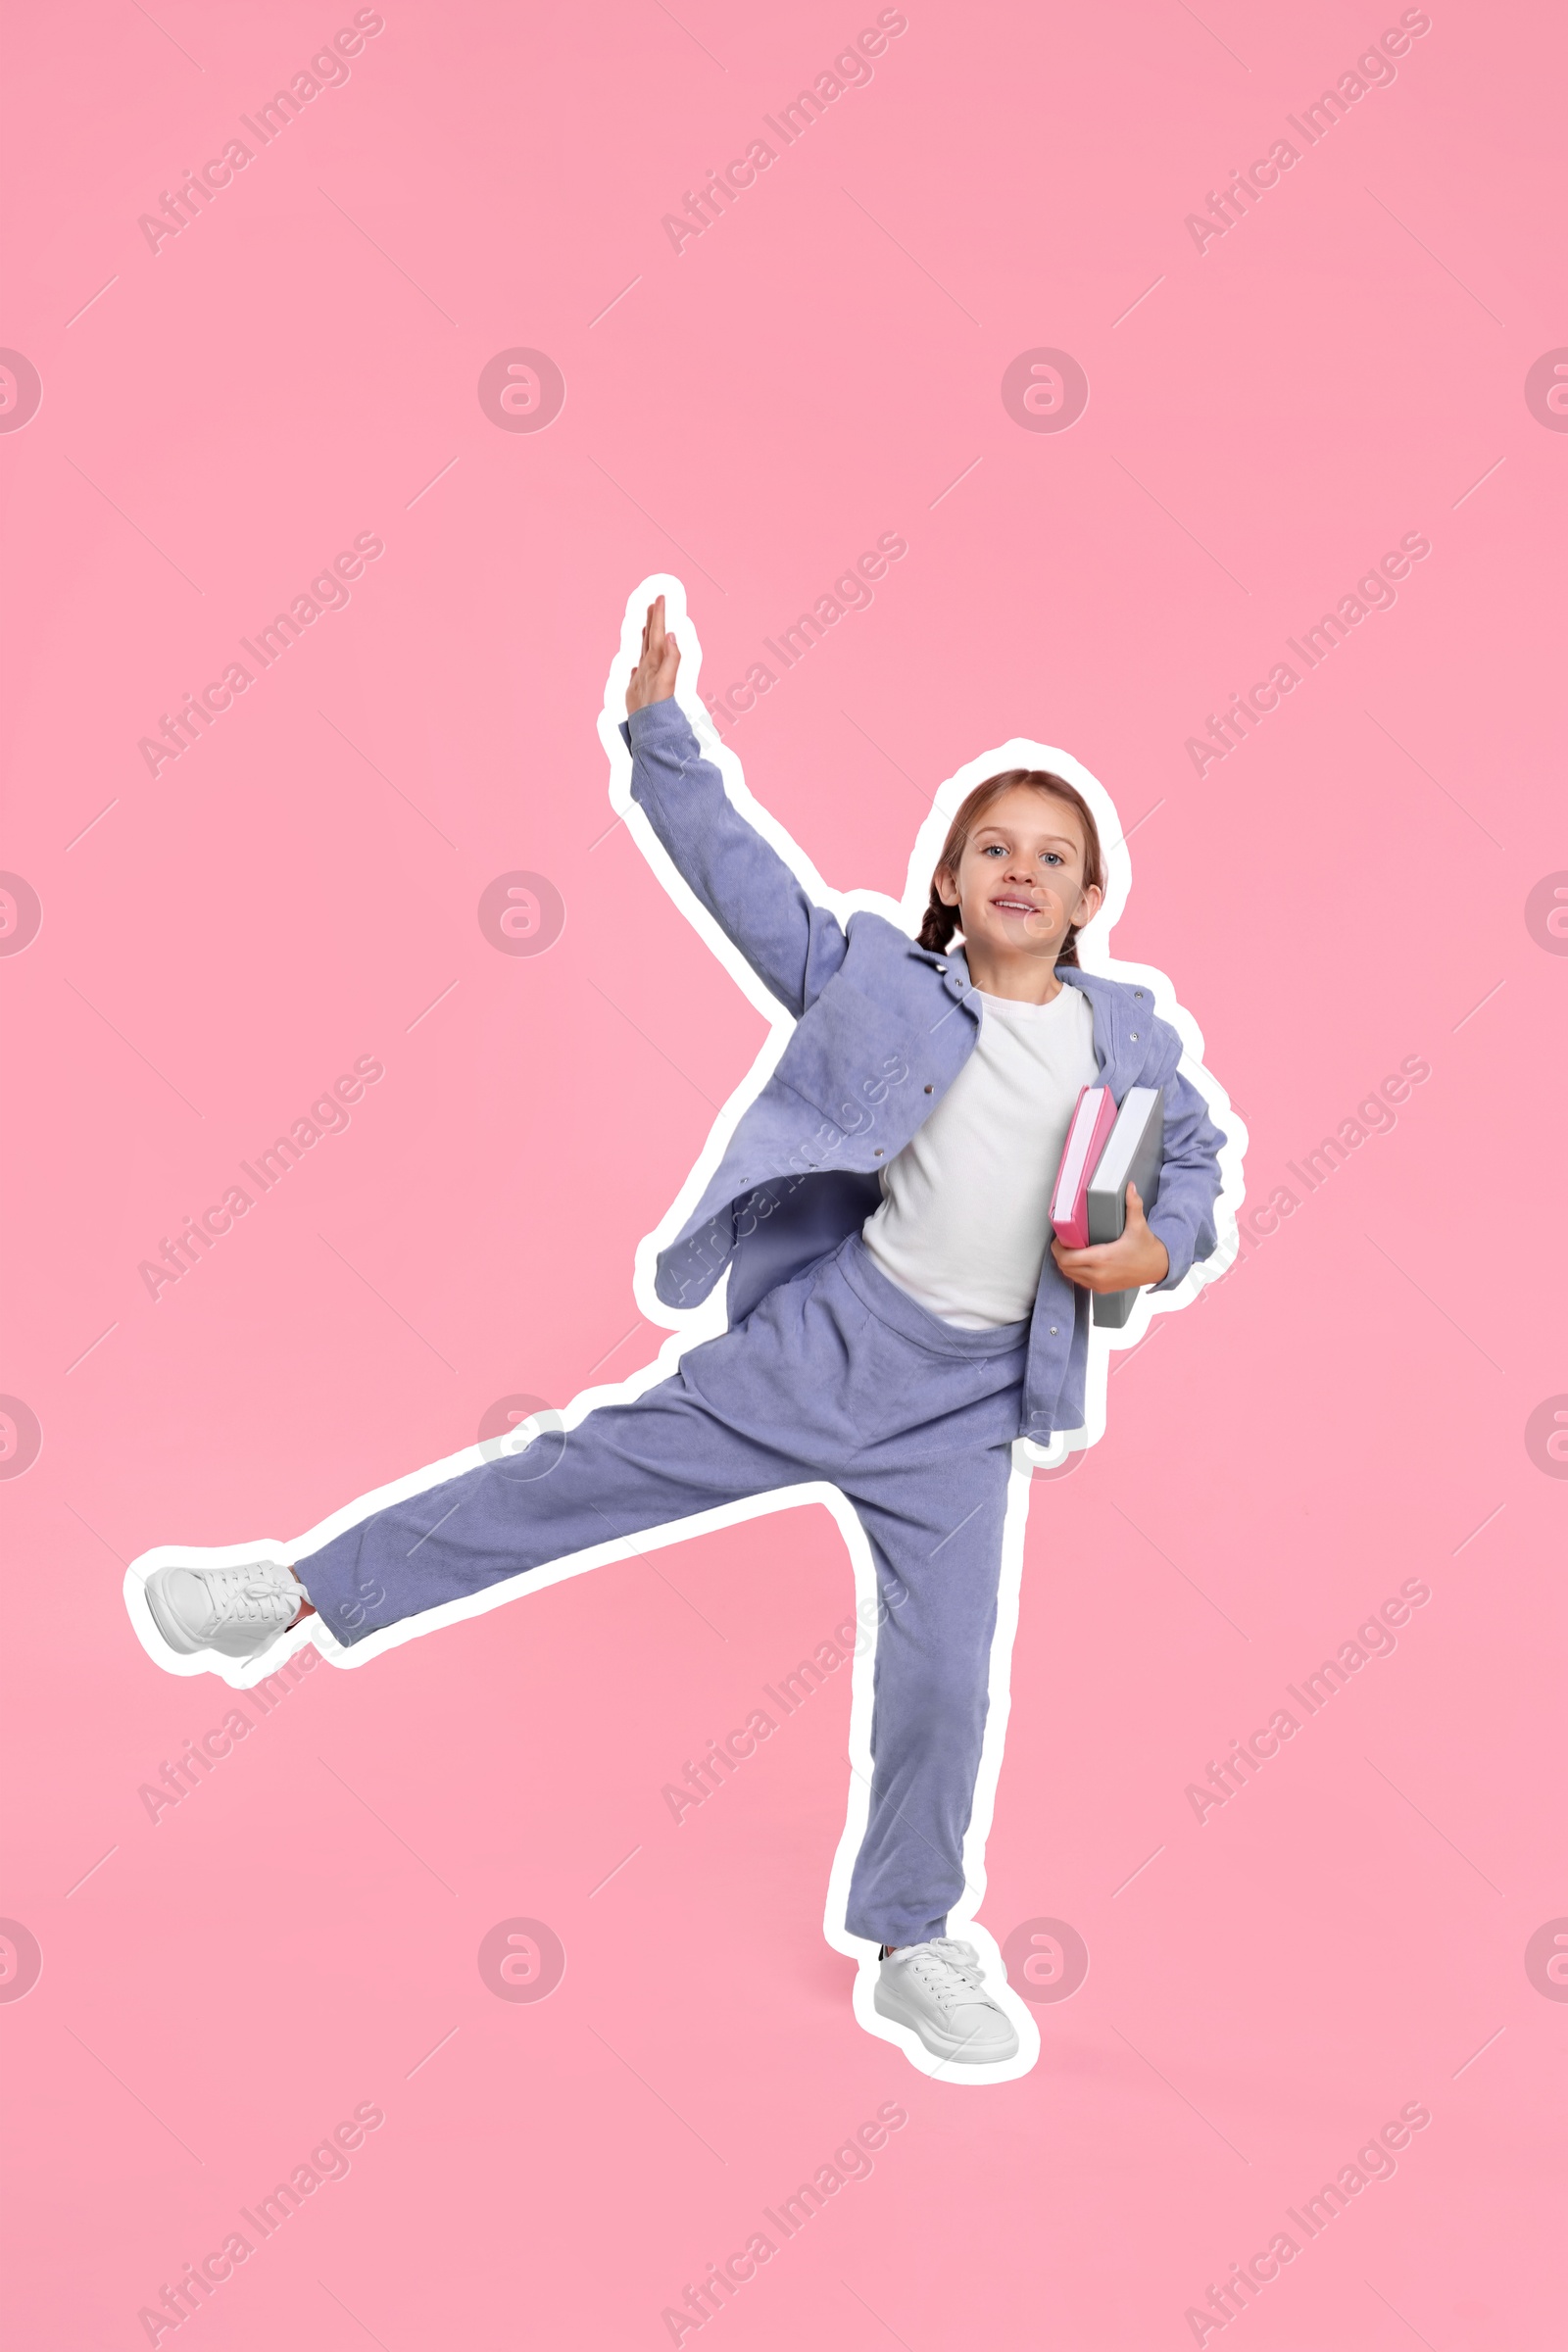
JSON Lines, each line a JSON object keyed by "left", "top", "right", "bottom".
{"left": 1085, "top": 1086, "right": 1164, "bottom": 1329}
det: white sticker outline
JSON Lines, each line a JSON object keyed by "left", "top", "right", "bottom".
{"left": 123, "top": 574, "right": 1249, "bottom": 2084}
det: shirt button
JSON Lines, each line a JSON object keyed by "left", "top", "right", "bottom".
{"left": 923, "top": 1084, "right": 934, "bottom": 1094}
{"left": 874, "top": 1148, "right": 883, "bottom": 1156}
{"left": 1130, "top": 1031, "right": 1139, "bottom": 1041}
{"left": 1134, "top": 990, "right": 1144, "bottom": 999}
{"left": 1050, "top": 1326, "right": 1058, "bottom": 1336}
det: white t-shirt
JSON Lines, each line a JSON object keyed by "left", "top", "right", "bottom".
{"left": 861, "top": 983, "right": 1099, "bottom": 1329}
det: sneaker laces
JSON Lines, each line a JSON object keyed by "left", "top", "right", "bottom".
{"left": 900, "top": 1937, "right": 994, "bottom": 2010}
{"left": 196, "top": 1566, "right": 299, "bottom": 1634}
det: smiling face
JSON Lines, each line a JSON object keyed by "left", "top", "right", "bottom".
{"left": 936, "top": 784, "right": 1103, "bottom": 968}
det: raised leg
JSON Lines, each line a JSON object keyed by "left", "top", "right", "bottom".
{"left": 300, "top": 1364, "right": 808, "bottom": 1648}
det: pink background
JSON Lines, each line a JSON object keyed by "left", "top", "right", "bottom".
{"left": 3, "top": 2, "right": 1565, "bottom": 2345}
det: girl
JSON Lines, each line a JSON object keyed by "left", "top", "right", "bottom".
{"left": 136, "top": 595, "right": 1228, "bottom": 2073}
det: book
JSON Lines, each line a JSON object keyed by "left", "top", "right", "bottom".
{"left": 1049, "top": 1086, "right": 1118, "bottom": 1250}
{"left": 1085, "top": 1086, "right": 1164, "bottom": 1328}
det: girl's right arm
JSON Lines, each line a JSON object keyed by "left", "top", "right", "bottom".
{"left": 619, "top": 596, "right": 848, "bottom": 1018}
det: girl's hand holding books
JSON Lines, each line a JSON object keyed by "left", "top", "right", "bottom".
{"left": 1050, "top": 1181, "right": 1170, "bottom": 1294}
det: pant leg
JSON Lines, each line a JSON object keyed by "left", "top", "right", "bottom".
{"left": 839, "top": 1442, "right": 1019, "bottom": 1948}
{"left": 301, "top": 1223, "right": 1031, "bottom": 1950}
{"left": 300, "top": 1361, "right": 807, "bottom": 1648}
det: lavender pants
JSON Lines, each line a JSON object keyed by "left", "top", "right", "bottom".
{"left": 300, "top": 1233, "right": 1030, "bottom": 1948}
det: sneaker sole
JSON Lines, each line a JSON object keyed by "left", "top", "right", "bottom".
{"left": 873, "top": 1982, "right": 1020, "bottom": 2065}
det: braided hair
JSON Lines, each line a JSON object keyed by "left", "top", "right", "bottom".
{"left": 916, "top": 768, "right": 1103, "bottom": 966}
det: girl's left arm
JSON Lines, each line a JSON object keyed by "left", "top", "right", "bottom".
{"left": 1146, "top": 1065, "right": 1226, "bottom": 1291}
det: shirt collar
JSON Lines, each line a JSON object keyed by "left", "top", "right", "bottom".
{"left": 911, "top": 936, "right": 1096, "bottom": 1004}
{"left": 909, "top": 945, "right": 1132, "bottom": 1066}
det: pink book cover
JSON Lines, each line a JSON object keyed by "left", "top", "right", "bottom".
{"left": 1049, "top": 1084, "right": 1117, "bottom": 1249}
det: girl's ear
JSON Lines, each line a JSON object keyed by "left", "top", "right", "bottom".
{"left": 1074, "top": 881, "right": 1104, "bottom": 928}
{"left": 934, "top": 864, "right": 959, "bottom": 908}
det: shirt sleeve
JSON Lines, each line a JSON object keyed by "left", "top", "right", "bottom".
{"left": 619, "top": 699, "right": 849, "bottom": 1018}
{"left": 1146, "top": 1063, "right": 1226, "bottom": 1291}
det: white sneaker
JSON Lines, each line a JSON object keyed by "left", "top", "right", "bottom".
{"left": 142, "top": 1560, "right": 306, "bottom": 1662}
{"left": 873, "top": 1937, "right": 1020, "bottom": 2065}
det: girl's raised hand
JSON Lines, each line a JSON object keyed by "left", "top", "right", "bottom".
{"left": 1050, "top": 1181, "right": 1171, "bottom": 1293}
{"left": 625, "top": 594, "right": 682, "bottom": 713}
